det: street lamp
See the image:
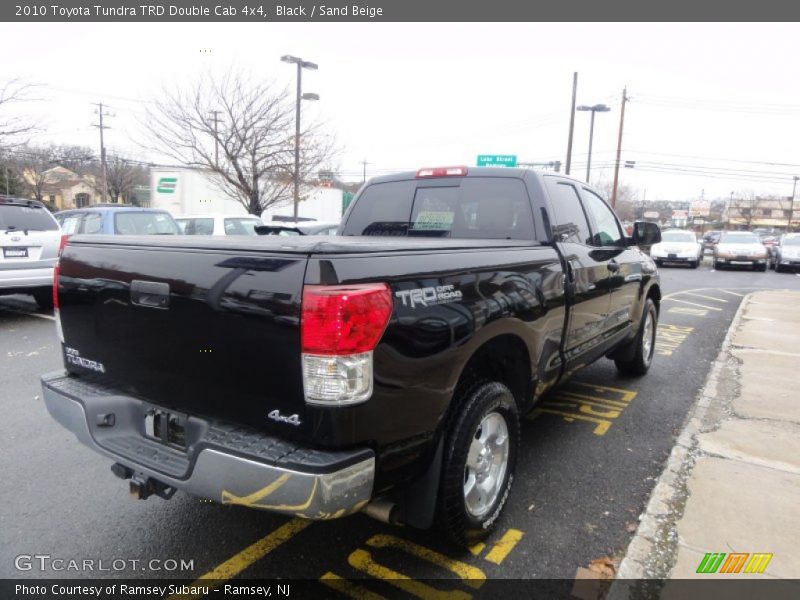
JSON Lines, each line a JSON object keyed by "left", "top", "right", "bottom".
{"left": 576, "top": 103, "right": 610, "bottom": 183}
{"left": 281, "top": 54, "right": 319, "bottom": 220}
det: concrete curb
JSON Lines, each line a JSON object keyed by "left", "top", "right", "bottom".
{"left": 609, "top": 291, "right": 754, "bottom": 590}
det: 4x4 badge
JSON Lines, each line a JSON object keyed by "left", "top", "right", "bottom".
{"left": 268, "top": 409, "right": 301, "bottom": 426}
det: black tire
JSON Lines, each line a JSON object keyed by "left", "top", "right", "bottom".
{"left": 438, "top": 382, "right": 519, "bottom": 547}
{"left": 654, "top": 260, "right": 662, "bottom": 267}
{"left": 614, "top": 298, "right": 658, "bottom": 376}
{"left": 33, "top": 289, "right": 53, "bottom": 311}
{"left": 713, "top": 260, "right": 721, "bottom": 270}
{"left": 758, "top": 263, "right": 768, "bottom": 272}
{"left": 776, "top": 263, "right": 784, "bottom": 273}
{"left": 690, "top": 260, "right": 698, "bottom": 269}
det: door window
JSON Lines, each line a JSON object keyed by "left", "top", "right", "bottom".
{"left": 543, "top": 178, "right": 592, "bottom": 245}
{"left": 581, "top": 189, "right": 624, "bottom": 247}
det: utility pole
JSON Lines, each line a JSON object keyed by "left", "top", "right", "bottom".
{"left": 565, "top": 72, "right": 578, "bottom": 176}
{"left": 576, "top": 104, "right": 610, "bottom": 183}
{"left": 210, "top": 110, "right": 222, "bottom": 167}
{"left": 361, "top": 160, "right": 369, "bottom": 184}
{"left": 281, "top": 55, "right": 319, "bottom": 220}
{"left": 610, "top": 87, "right": 629, "bottom": 208}
{"left": 91, "top": 102, "right": 112, "bottom": 203}
{"left": 789, "top": 176, "right": 798, "bottom": 232}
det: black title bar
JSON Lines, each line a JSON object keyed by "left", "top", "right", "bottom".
{"left": 3, "top": 0, "right": 800, "bottom": 22}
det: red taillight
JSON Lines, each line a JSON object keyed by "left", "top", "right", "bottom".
{"left": 301, "top": 284, "right": 392, "bottom": 355}
{"left": 416, "top": 166, "right": 468, "bottom": 178}
{"left": 53, "top": 235, "right": 68, "bottom": 309}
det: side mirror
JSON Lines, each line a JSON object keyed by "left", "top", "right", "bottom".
{"left": 632, "top": 221, "right": 661, "bottom": 246}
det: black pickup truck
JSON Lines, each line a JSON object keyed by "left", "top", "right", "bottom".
{"left": 42, "top": 167, "right": 661, "bottom": 545}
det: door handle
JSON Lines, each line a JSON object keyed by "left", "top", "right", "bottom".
{"left": 607, "top": 260, "right": 620, "bottom": 273}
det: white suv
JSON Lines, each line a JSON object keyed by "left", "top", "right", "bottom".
{"left": 0, "top": 197, "right": 63, "bottom": 309}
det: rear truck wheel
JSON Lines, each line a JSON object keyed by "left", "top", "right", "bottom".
{"left": 437, "top": 382, "right": 519, "bottom": 547}
{"left": 690, "top": 260, "right": 699, "bottom": 269}
{"left": 776, "top": 263, "right": 784, "bottom": 273}
{"left": 758, "top": 263, "right": 768, "bottom": 272}
{"left": 33, "top": 289, "right": 53, "bottom": 311}
{"left": 713, "top": 259, "right": 720, "bottom": 270}
{"left": 614, "top": 298, "right": 658, "bottom": 376}
{"left": 654, "top": 259, "right": 662, "bottom": 267}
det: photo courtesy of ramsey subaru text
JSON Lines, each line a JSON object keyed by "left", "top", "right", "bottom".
{"left": 41, "top": 167, "right": 661, "bottom": 546}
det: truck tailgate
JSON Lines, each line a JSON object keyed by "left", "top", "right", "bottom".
{"left": 57, "top": 237, "right": 309, "bottom": 435}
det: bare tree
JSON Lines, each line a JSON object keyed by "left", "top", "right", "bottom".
{"left": 13, "top": 145, "right": 60, "bottom": 203}
{"left": 731, "top": 191, "right": 759, "bottom": 229}
{"left": 52, "top": 145, "right": 95, "bottom": 175}
{"left": 0, "top": 79, "right": 38, "bottom": 149}
{"left": 597, "top": 180, "right": 639, "bottom": 221}
{"left": 104, "top": 156, "right": 148, "bottom": 202}
{"left": 143, "top": 71, "right": 336, "bottom": 215}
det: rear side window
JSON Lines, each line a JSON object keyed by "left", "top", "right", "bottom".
{"left": 342, "top": 180, "right": 416, "bottom": 236}
{"left": 59, "top": 214, "right": 83, "bottom": 235}
{"left": 81, "top": 213, "right": 103, "bottom": 234}
{"left": 180, "top": 218, "right": 214, "bottom": 235}
{"left": 224, "top": 218, "right": 262, "bottom": 235}
{"left": 114, "top": 212, "right": 179, "bottom": 235}
{"left": 0, "top": 205, "right": 59, "bottom": 231}
{"left": 544, "top": 179, "right": 592, "bottom": 245}
{"left": 343, "top": 177, "right": 534, "bottom": 240}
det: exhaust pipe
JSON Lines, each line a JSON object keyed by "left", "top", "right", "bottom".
{"left": 362, "top": 498, "right": 402, "bottom": 525}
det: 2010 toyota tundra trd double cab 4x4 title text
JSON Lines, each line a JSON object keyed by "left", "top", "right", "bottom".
{"left": 42, "top": 167, "right": 662, "bottom": 545}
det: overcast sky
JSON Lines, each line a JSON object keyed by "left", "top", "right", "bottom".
{"left": 3, "top": 22, "right": 800, "bottom": 202}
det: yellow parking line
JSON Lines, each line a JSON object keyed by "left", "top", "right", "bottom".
{"left": 320, "top": 572, "right": 388, "bottom": 600}
{"left": 664, "top": 297, "right": 722, "bottom": 311}
{"left": 366, "top": 535, "right": 486, "bottom": 588}
{"left": 168, "top": 518, "right": 311, "bottom": 600}
{"left": 348, "top": 548, "right": 473, "bottom": 600}
{"left": 484, "top": 529, "right": 524, "bottom": 565}
{"left": 680, "top": 292, "right": 728, "bottom": 303}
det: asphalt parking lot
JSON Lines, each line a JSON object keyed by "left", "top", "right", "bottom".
{"left": 2, "top": 259, "right": 800, "bottom": 593}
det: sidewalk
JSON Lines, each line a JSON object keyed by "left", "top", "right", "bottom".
{"left": 615, "top": 290, "right": 800, "bottom": 583}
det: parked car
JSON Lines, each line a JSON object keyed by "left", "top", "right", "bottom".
{"left": 650, "top": 229, "right": 703, "bottom": 268}
{"left": 713, "top": 231, "right": 769, "bottom": 271}
{"left": 0, "top": 196, "right": 63, "bottom": 309}
{"left": 175, "top": 213, "right": 265, "bottom": 236}
{"left": 55, "top": 206, "right": 181, "bottom": 236}
{"left": 702, "top": 230, "right": 722, "bottom": 253}
{"left": 758, "top": 234, "right": 779, "bottom": 259}
{"left": 772, "top": 233, "right": 800, "bottom": 272}
{"left": 42, "top": 166, "right": 662, "bottom": 546}
{"left": 256, "top": 220, "right": 340, "bottom": 236}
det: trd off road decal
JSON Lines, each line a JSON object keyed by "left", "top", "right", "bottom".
{"left": 395, "top": 285, "right": 462, "bottom": 309}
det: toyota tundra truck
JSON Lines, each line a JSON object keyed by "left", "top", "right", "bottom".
{"left": 41, "top": 167, "right": 661, "bottom": 545}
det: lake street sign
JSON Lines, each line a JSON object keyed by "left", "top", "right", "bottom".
{"left": 477, "top": 154, "right": 517, "bottom": 167}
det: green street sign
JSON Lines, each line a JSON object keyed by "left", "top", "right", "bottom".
{"left": 157, "top": 177, "right": 177, "bottom": 194}
{"left": 477, "top": 155, "right": 517, "bottom": 167}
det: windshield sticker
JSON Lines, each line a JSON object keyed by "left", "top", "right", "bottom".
{"left": 412, "top": 211, "right": 454, "bottom": 231}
